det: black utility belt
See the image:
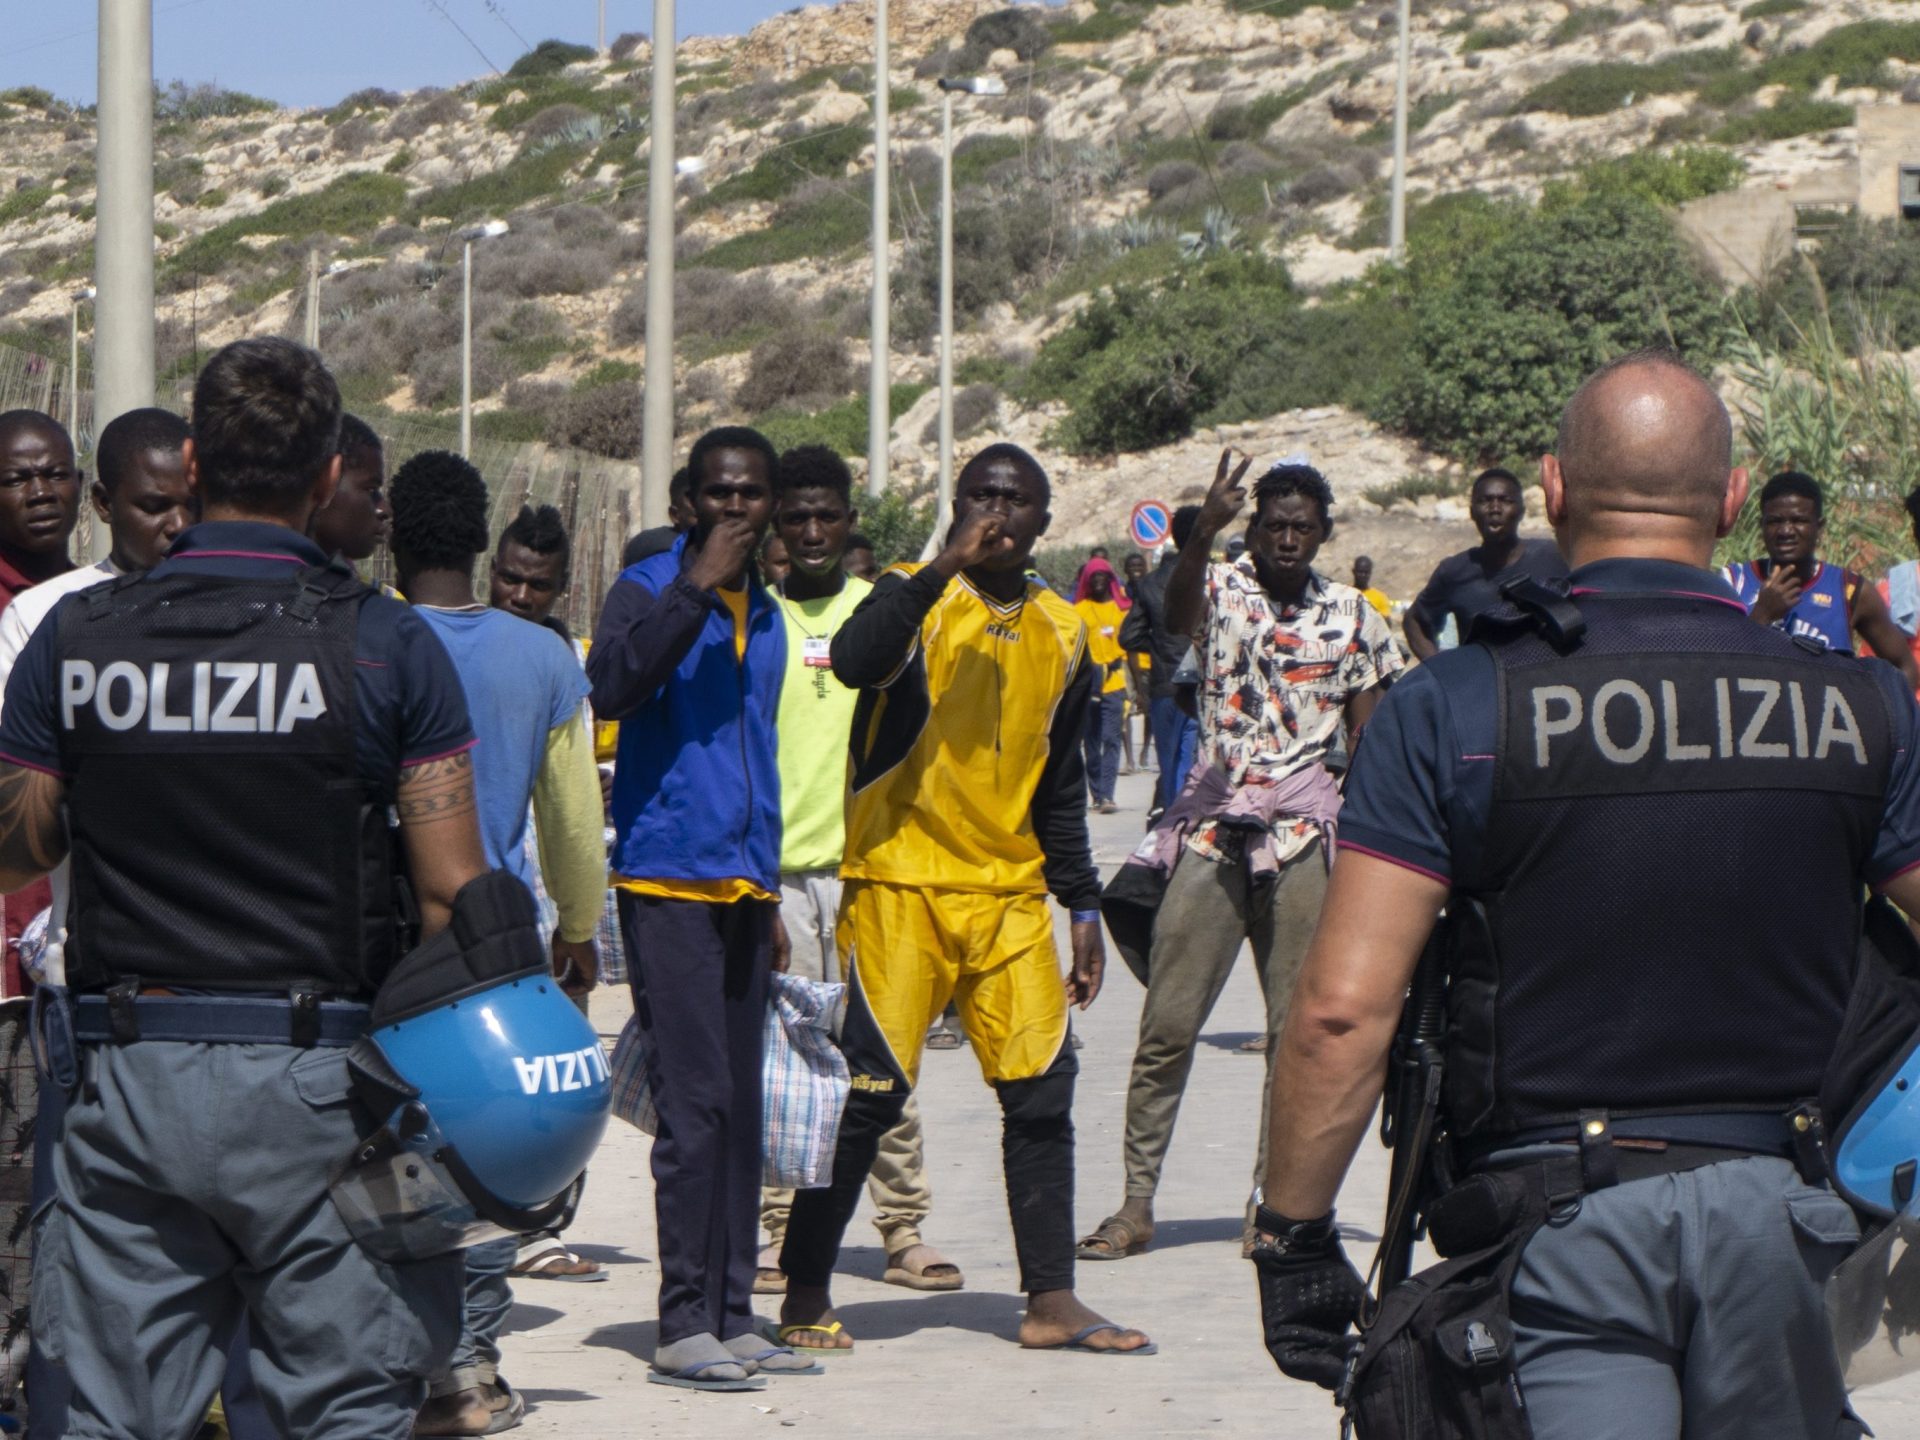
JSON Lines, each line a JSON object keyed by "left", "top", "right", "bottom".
{"left": 1459, "top": 1108, "right": 1819, "bottom": 1195}
{"left": 72, "top": 986, "right": 372, "bottom": 1049}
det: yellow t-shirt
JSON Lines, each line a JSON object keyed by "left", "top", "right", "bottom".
{"left": 1075, "top": 598, "right": 1129, "bottom": 694}
{"left": 616, "top": 583, "right": 773, "bottom": 904}
{"left": 842, "top": 566, "right": 1088, "bottom": 895}
{"left": 1360, "top": 586, "right": 1392, "bottom": 617}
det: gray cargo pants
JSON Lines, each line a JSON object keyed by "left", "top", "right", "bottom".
{"left": 35, "top": 1041, "right": 462, "bottom": 1440}
{"left": 1509, "top": 1155, "right": 1866, "bottom": 1440}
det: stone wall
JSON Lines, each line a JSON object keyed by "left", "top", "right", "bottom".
{"left": 1858, "top": 103, "right": 1920, "bottom": 220}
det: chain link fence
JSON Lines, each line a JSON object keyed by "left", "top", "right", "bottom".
{"left": 0, "top": 339, "right": 641, "bottom": 637}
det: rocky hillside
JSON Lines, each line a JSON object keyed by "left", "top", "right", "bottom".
{"left": 0, "top": 0, "right": 1916, "bottom": 591}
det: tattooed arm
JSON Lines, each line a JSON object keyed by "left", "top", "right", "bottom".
{"left": 396, "top": 749, "right": 487, "bottom": 938}
{"left": 0, "top": 764, "right": 66, "bottom": 892}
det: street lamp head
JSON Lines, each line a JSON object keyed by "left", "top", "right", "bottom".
{"left": 72, "top": 286, "right": 96, "bottom": 303}
{"left": 675, "top": 156, "right": 707, "bottom": 177}
{"left": 324, "top": 261, "right": 350, "bottom": 276}
{"left": 938, "top": 75, "right": 1008, "bottom": 97}
{"left": 456, "top": 219, "right": 511, "bottom": 242}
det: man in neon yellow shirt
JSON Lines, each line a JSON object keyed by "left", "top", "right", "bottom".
{"left": 1074, "top": 559, "right": 1130, "bottom": 814}
{"left": 758, "top": 447, "right": 963, "bottom": 1295}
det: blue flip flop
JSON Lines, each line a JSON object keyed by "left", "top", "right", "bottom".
{"left": 1028, "top": 1322, "right": 1159, "bottom": 1356}
{"left": 732, "top": 1344, "right": 825, "bottom": 1377}
{"left": 646, "top": 1361, "right": 768, "bottom": 1392}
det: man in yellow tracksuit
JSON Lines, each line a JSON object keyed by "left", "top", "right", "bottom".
{"left": 775, "top": 443, "right": 1154, "bottom": 1357}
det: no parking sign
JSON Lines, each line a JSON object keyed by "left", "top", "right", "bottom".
{"left": 1130, "top": 500, "right": 1170, "bottom": 550}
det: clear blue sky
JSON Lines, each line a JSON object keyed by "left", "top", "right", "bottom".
{"left": 0, "top": 1, "right": 897, "bottom": 110}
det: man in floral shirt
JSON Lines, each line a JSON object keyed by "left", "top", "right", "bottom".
{"left": 1080, "top": 454, "right": 1404, "bottom": 1264}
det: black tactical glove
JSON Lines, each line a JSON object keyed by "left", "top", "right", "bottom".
{"left": 1250, "top": 1204, "right": 1366, "bottom": 1390}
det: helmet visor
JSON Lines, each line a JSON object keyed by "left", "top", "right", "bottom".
{"left": 1829, "top": 1213, "right": 1920, "bottom": 1390}
{"left": 329, "top": 1102, "right": 514, "bottom": 1263}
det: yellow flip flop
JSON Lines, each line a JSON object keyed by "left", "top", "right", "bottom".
{"left": 776, "top": 1320, "right": 854, "bottom": 1355}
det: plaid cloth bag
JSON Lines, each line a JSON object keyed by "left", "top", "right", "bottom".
{"left": 607, "top": 974, "right": 848, "bottom": 1186}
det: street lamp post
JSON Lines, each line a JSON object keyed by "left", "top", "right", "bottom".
{"left": 1388, "top": 0, "right": 1411, "bottom": 263}
{"left": 457, "top": 220, "right": 510, "bottom": 457}
{"left": 930, "top": 75, "right": 1006, "bottom": 549}
{"left": 867, "top": 0, "right": 890, "bottom": 499}
{"left": 68, "top": 287, "right": 95, "bottom": 443}
{"left": 641, "top": 0, "right": 678, "bottom": 529}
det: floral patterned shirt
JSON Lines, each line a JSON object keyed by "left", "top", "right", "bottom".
{"left": 1190, "top": 561, "right": 1406, "bottom": 865}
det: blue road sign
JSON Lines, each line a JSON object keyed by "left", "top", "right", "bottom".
{"left": 1130, "top": 500, "right": 1171, "bottom": 550}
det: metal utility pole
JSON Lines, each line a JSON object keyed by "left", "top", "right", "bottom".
{"left": 866, "top": 0, "right": 890, "bottom": 499}
{"left": 598, "top": 0, "right": 607, "bottom": 53}
{"left": 936, "top": 84, "right": 954, "bottom": 540}
{"left": 1388, "top": 0, "right": 1411, "bottom": 263}
{"left": 641, "top": 0, "right": 677, "bottom": 528}
{"left": 304, "top": 247, "right": 321, "bottom": 349}
{"left": 928, "top": 76, "right": 1005, "bottom": 550}
{"left": 95, "top": 0, "right": 155, "bottom": 559}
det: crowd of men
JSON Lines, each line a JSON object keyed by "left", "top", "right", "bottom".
{"left": 0, "top": 333, "right": 1911, "bottom": 1439}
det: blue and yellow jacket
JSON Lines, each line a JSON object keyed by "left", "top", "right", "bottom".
{"left": 587, "top": 534, "right": 785, "bottom": 895}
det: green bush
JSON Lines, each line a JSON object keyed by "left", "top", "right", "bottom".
{"left": 699, "top": 125, "right": 867, "bottom": 209}
{"left": 163, "top": 172, "right": 408, "bottom": 286}
{"left": 1747, "top": 215, "right": 1920, "bottom": 351}
{"left": 699, "top": 190, "right": 871, "bottom": 270}
{"left": 507, "top": 40, "right": 597, "bottom": 80}
{"left": 408, "top": 142, "right": 587, "bottom": 224}
{"left": 1207, "top": 288, "right": 1414, "bottom": 426}
{"left": 754, "top": 383, "right": 929, "bottom": 460}
{"left": 482, "top": 77, "right": 611, "bottom": 132}
{"left": 0, "top": 87, "right": 54, "bottom": 111}
{"left": 1027, "top": 253, "right": 1299, "bottom": 453}
{"left": 1740, "top": 0, "right": 1805, "bottom": 16}
{"left": 154, "top": 80, "right": 276, "bottom": 121}
{"left": 1548, "top": 146, "right": 1746, "bottom": 208}
{"left": 1463, "top": 24, "right": 1526, "bottom": 52}
{"left": 858, "top": 487, "right": 936, "bottom": 565}
{"left": 0, "top": 186, "right": 53, "bottom": 226}
{"left": 1377, "top": 191, "right": 1725, "bottom": 461}
{"left": 384, "top": 149, "right": 414, "bottom": 175}
{"left": 1547, "top": 8, "right": 1621, "bottom": 45}
{"left": 1711, "top": 97, "right": 1853, "bottom": 144}
{"left": 1521, "top": 47, "right": 1743, "bottom": 116}
{"left": 1703, "top": 20, "right": 1920, "bottom": 105}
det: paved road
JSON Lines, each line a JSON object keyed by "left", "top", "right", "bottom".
{"left": 504, "top": 764, "right": 1920, "bottom": 1437}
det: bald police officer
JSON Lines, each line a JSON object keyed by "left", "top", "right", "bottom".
{"left": 1250, "top": 348, "right": 1919, "bottom": 1438}
{"left": 0, "top": 339, "right": 486, "bottom": 1438}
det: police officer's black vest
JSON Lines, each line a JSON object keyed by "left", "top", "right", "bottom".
{"left": 54, "top": 563, "right": 401, "bottom": 998}
{"left": 1445, "top": 588, "right": 1895, "bottom": 1139}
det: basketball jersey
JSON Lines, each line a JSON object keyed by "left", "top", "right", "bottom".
{"left": 1724, "top": 559, "right": 1858, "bottom": 654}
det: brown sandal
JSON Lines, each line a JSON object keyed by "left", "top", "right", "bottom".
{"left": 1076, "top": 1214, "right": 1151, "bottom": 1261}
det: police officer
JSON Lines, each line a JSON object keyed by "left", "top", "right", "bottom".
{"left": 0, "top": 338, "right": 487, "bottom": 1438}
{"left": 1249, "top": 349, "right": 1920, "bottom": 1438}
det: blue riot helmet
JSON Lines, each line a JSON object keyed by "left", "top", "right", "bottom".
{"left": 330, "top": 871, "right": 611, "bottom": 1262}
{"left": 1833, "top": 1046, "right": 1920, "bottom": 1220}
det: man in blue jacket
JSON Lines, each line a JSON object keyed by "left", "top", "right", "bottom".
{"left": 588, "top": 426, "right": 810, "bottom": 1390}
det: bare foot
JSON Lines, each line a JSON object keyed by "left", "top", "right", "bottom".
{"left": 1018, "top": 1288, "right": 1153, "bottom": 1352}
{"left": 779, "top": 1282, "right": 855, "bottom": 1350}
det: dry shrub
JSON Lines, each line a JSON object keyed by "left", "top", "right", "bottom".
{"left": 385, "top": 89, "right": 464, "bottom": 141}
{"left": 736, "top": 327, "right": 854, "bottom": 413}
{"left": 1146, "top": 160, "right": 1201, "bottom": 201}
{"left": 610, "top": 268, "right": 793, "bottom": 347}
{"left": 331, "top": 116, "right": 377, "bottom": 156}
{"left": 548, "top": 382, "right": 640, "bottom": 458}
